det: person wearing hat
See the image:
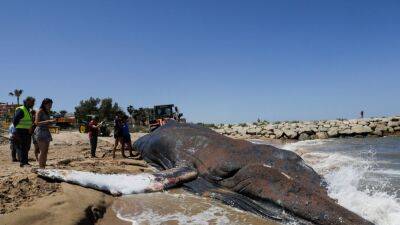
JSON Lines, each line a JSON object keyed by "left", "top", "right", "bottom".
{"left": 12, "top": 96, "right": 35, "bottom": 167}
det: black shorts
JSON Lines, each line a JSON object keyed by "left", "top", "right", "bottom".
{"left": 114, "top": 130, "right": 122, "bottom": 138}
{"left": 123, "top": 135, "right": 131, "bottom": 142}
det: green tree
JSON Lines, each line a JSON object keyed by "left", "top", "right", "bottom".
{"left": 98, "top": 98, "right": 122, "bottom": 121}
{"left": 74, "top": 97, "right": 122, "bottom": 122}
{"left": 74, "top": 97, "right": 100, "bottom": 121}
{"left": 8, "top": 89, "right": 23, "bottom": 105}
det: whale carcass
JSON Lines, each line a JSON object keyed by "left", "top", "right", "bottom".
{"left": 37, "top": 121, "right": 374, "bottom": 225}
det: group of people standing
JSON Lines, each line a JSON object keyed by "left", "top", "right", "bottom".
{"left": 112, "top": 112, "right": 137, "bottom": 158}
{"left": 86, "top": 112, "right": 133, "bottom": 158}
{"left": 9, "top": 97, "right": 54, "bottom": 168}
{"left": 83, "top": 111, "right": 138, "bottom": 158}
{"left": 9, "top": 97, "right": 138, "bottom": 168}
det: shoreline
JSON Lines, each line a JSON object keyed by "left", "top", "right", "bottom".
{"left": 2, "top": 124, "right": 397, "bottom": 225}
{"left": 0, "top": 131, "right": 279, "bottom": 225}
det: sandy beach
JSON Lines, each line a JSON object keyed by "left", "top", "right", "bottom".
{"left": 0, "top": 131, "right": 151, "bottom": 225}
{"left": 0, "top": 131, "right": 278, "bottom": 225}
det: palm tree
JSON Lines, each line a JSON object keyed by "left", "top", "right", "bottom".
{"left": 9, "top": 89, "right": 23, "bottom": 105}
{"left": 127, "top": 105, "right": 135, "bottom": 115}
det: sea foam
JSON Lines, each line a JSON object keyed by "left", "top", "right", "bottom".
{"left": 282, "top": 140, "right": 400, "bottom": 225}
{"left": 116, "top": 205, "right": 232, "bottom": 225}
{"left": 325, "top": 164, "right": 400, "bottom": 225}
{"left": 113, "top": 192, "right": 262, "bottom": 225}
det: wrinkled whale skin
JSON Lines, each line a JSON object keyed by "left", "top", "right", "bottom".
{"left": 133, "top": 121, "right": 374, "bottom": 225}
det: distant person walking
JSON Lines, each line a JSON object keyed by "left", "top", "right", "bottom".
{"left": 12, "top": 96, "right": 35, "bottom": 167}
{"left": 360, "top": 110, "right": 364, "bottom": 119}
{"left": 88, "top": 116, "right": 102, "bottom": 158}
{"left": 34, "top": 98, "right": 55, "bottom": 169}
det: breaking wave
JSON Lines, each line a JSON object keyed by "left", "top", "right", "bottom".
{"left": 282, "top": 139, "right": 400, "bottom": 225}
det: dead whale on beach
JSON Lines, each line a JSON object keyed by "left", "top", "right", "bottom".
{"left": 37, "top": 121, "right": 374, "bottom": 225}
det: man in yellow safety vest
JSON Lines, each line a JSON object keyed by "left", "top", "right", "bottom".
{"left": 12, "top": 96, "right": 35, "bottom": 167}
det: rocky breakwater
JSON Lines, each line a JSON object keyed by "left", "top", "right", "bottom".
{"left": 212, "top": 116, "right": 400, "bottom": 141}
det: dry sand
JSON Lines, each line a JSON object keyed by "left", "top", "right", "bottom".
{"left": 0, "top": 131, "right": 150, "bottom": 225}
{"left": 0, "top": 131, "right": 278, "bottom": 225}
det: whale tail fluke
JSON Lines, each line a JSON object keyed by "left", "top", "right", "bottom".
{"left": 36, "top": 166, "right": 197, "bottom": 196}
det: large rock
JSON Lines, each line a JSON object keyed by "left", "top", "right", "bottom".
{"left": 283, "top": 129, "right": 298, "bottom": 139}
{"left": 298, "top": 133, "right": 310, "bottom": 141}
{"left": 264, "top": 124, "right": 275, "bottom": 131}
{"left": 298, "top": 126, "right": 313, "bottom": 134}
{"left": 368, "top": 122, "right": 377, "bottom": 129}
{"left": 327, "top": 128, "right": 339, "bottom": 137}
{"left": 390, "top": 117, "right": 400, "bottom": 122}
{"left": 259, "top": 129, "right": 269, "bottom": 136}
{"left": 372, "top": 125, "right": 387, "bottom": 136}
{"left": 374, "top": 125, "right": 388, "bottom": 132}
{"left": 273, "top": 129, "right": 284, "bottom": 138}
{"left": 328, "top": 120, "right": 339, "bottom": 126}
{"left": 349, "top": 119, "right": 358, "bottom": 124}
{"left": 357, "top": 120, "right": 368, "bottom": 125}
{"left": 339, "top": 129, "right": 353, "bottom": 135}
{"left": 388, "top": 121, "right": 400, "bottom": 127}
{"left": 316, "top": 132, "right": 329, "bottom": 139}
{"left": 233, "top": 126, "right": 247, "bottom": 136}
{"left": 372, "top": 130, "right": 383, "bottom": 136}
{"left": 246, "top": 127, "right": 261, "bottom": 135}
{"left": 311, "top": 126, "right": 319, "bottom": 133}
{"left": 318, "top": 126, "right": 329, "bottom": 132}
{"left": 214, "top": 129, "right": 225, "bottom": 134}
{"left": 351, "top": 125, "right": 372, "bottom": 134}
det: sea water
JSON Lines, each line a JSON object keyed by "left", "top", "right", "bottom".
{"left": 282, "top": 137, "right": 400, "bottom": 225}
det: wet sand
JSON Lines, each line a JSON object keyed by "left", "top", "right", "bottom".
{"left": 100, "top": 189, "right": 278, "bottom": 225}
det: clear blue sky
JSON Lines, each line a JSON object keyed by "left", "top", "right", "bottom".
{"left": 1, "top": 1, "right": 399, "bottom": 123}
